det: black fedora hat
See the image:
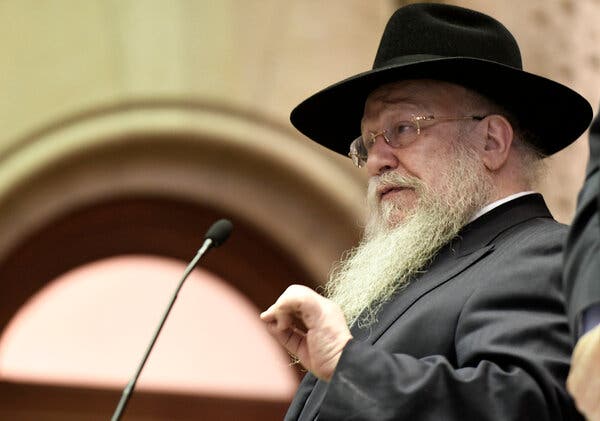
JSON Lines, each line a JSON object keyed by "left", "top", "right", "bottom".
{"left": 290, "top": 3, "right": 592, "bottom": 157}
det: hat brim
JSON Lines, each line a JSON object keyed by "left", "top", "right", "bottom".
{"left": 290, "top": 57, "right": 592, "bottom": 156}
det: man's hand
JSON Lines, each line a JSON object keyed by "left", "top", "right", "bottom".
{"left": 568, "top": 324, "right": 600, "bottom": 420}
{"left": 260, "top": 285, "right": 353, "bottom": 382}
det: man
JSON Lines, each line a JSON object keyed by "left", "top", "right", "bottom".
{"left": 565, "top": 110, "right": 600, "bottom": 419}
{"left": 261, "top": 4, "right": 592, "bottom": 420}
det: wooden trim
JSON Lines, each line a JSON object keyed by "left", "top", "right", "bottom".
{"left": 0, "top": 380, "right": 290, "bottom": 420}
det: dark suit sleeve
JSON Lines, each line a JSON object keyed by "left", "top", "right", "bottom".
{"left": 563, "top": 110, "right": 600, "bottom": 336}
{"left": 317, "top": 227, "right": 579, "bottom": 421}
{"left": 284, "top": 373, "right": 318, "bottom": 421}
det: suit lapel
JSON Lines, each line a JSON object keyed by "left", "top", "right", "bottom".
{"left": 353, "top": 243, "right": 494, "bottom": 344}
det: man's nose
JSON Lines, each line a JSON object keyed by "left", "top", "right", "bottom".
{"left": 365, "top": 134, "right": 399, "bottom": 177}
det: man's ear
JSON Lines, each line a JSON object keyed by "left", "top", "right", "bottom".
{"left": 479, "top": 114, "right": 513, "bottom": 171}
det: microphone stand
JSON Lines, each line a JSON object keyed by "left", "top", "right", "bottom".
{"left": 111, "top": 239, "right": 214, "bottom": 421}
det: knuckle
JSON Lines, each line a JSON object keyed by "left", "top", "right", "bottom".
{"left": 285, "top": 284, "right": 307, "bottom": 296}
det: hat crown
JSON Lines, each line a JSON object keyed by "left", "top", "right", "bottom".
{"left": 374, "top": 3, "right": 522, "bottom": 70}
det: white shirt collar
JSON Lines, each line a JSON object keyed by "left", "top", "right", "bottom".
{"left": 468, "top": 191, "right": 537, "bottom": 223}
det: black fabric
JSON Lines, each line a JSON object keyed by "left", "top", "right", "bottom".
{"left": 564, "top": 108, "right": 600, "bottom": 336}
{"left": 290, "top": 3, "right": 592, "bottom": 158}
{"left": 373, "top": 4, "right": 521, "bottom": 69}
{"left": 285, "top": 195, "right": 581, "bottom": 420}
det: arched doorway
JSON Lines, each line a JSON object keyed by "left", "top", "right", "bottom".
{"left": 0, "top": 101, "right": 365, "bottom": 419}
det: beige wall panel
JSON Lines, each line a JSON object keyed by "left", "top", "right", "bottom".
{"left": 0, "top": 1, "right": 123, "bottom": 148}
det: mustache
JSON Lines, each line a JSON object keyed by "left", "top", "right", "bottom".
{"left": 367, "top": 172, "right": 425, "bottom": 201}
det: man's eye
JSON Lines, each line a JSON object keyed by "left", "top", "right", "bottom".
{"left": 393, "top": 122, "right": 414, "bottom": 135}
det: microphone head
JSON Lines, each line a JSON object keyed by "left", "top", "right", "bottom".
{"left": 205, "top": 219, "right": 233, "bottom": 247}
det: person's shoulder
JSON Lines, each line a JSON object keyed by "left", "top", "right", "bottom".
{"left": 465, "top": 217, "right": 565, "bottom": 300}
{"left": 486, "top": 215, "right": 566, "bottom": 269}
{"left": 588, "top": 108, "right": 600, "bottom": 166}
{"left": 496, "top": 211, "right": 567, "bottom": 246}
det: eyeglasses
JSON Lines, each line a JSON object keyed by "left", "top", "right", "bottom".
{"left": 348, "top": 114, "right": 485, "bottom": 168}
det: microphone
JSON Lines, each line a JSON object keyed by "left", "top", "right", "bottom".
{"left": 204, "top": 218, "right": 233, "bottom": 247}
{"left": 111, "top": 219, "right": 233, "bottom": 421}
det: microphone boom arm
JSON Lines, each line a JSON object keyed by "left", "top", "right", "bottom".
{"left": 111, "top": 238, "right": 214, "bottom": 421}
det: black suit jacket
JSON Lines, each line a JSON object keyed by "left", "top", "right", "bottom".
{"left": 564, "top": 110, "right": 600, "bottom": 335}
{"left": 286, "top": 194, "right": 581, "bottom": 420}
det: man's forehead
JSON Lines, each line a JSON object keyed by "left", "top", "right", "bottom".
{"left": 363, "top": 81, "right": 436, "bottom": 118}
{"left": 362, "top": 80, "right": 468, "bottom": 119}
{"left": 368, "top": 81, "right": 421, "bottom": 103}
{"left": 366, "top": 79, "right": 462, "bottom": 104}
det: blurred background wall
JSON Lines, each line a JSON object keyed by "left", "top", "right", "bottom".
{"left": 0, "top": 1, "right": 598, "bottom": 419}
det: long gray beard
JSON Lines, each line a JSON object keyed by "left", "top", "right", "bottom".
{"left": 325, "top": 145, "right": 493, "bottom": 328}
